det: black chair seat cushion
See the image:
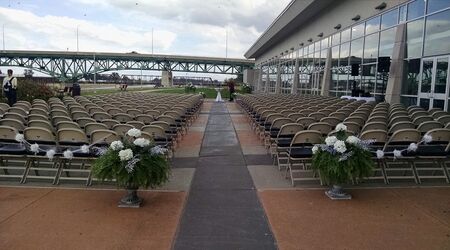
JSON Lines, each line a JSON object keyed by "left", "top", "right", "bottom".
{"left": 277, "top": 138, "right": 292, "bottom": 148}
{"left": 417, "top": 145, "right": 448, "bottom": 157}
{"left": 288, "top": 148, "right": 313, "bottom": 159}
{"left": 0, "top": 143, "right": 27, "bottom": 155}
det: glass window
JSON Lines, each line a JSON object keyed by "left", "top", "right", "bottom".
{"left": 332, "top": 46, "right": 339, "bottom": 67}
{"left": 321, "top": 37, "right": 329, "bottom": 49}
{"left": 401, "top": 96, "right": 418, "bottom": 106}
{"left": 424, "top": 9, "right": 450, "bottom": 56}
{"left": 436, "top": 57, "right": 448, "bottom": 94}
{"left": 427, "top": 0, "right": 450, "bottom": 14}
{"left": 421, "top": 59, "right": 433, "bottom": 93}
{"left": 350, "top": 38, "right": 363, "bottom": 64}
{"left": 339, "top": 42, "right": 350, "bottom": 66}
{"left": 402, "top": 59, "right": 420, "bottom": 95}
{"left": 406, "top": 18, "right": 424, "bottom": 58}
{"left": 298, "top": 48, "right": 303, "bottom": 58}
{"left": 341, "top": 28, "right": 351, "bottom": 43}
{"left": 362, "top": 64, "right": 376, "bottom": 93}
{"left": 408, "top": 0, "right": 425, "bottom": 20}
{"left": 364, "top": 32, "right": 379, "bottom": 63}
{"left": 314, "top": 41, "right": 321, "bottom": 51}
{"left": 399, "top": 5, "right": 407, "bottom": 23}
{"left": 379, "top": 27, "right": 397, "bottom": 58}
{"left": 366, "top": 16, "right": 380, "bottom": 34}
{"left": 351, "top": 23, "right": 365, "bottom": 39}
{"left": 381, "top": 9, "right": 398, "bottom": 29}
{"left": 332, "top": 33, "right": 340, "bottom": 46}
{"left": 308, "top": 44, "right": 314, "bottom": 54}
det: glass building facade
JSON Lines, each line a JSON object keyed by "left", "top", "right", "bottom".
{"left": 255, "top": 0, "right": 450, "bottom": 110}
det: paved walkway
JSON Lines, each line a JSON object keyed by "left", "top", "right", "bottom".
{"left": 173, "top": 102, "right": 276, "bottom": 249}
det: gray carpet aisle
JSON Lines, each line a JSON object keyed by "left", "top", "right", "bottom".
{"left": 173, "top": 102, "right": 277, "bottom": 250}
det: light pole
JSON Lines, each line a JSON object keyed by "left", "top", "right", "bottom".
{"left": 76, "top": 25, "right": 79, "bottom": 52}
{"left": 2, "top": 24, "right": 5, "bottom": 51}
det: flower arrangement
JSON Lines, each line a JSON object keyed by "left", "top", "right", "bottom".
{"left": 312, "top": 123, "right": 374, "bottom": 189}
{"left": 92, "top": 128, "right": 170, "bottom": 190}
{"left": 198, "top": 91, "right": 206, "bottom": 98}
{"left": 240, "top": 83, "right": 252, "bottom": 94}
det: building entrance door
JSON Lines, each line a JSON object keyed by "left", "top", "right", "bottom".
{"left": 418, "top": 57, "right": 449, "bottom": 110}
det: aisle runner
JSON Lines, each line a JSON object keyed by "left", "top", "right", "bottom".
{"left": 173, "top": 102, "right": 276, "bottom": 249}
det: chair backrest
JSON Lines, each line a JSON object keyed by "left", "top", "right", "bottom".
{"left": 308, "top": 112, "right": 327, "bottom": 121}
{"left": 417, "top": 121, "right": 443, "bottom": 133}
{"left": 106, "top": 108, "right": 122, "bottom": 116}
{"left": 0, "top": 125, "right": 19, "bottom": 142}
{"left": 112, "top": 124, "right": 134, "bottom": 137}
{"left": 57, "top": 128, "right": 89, "bottom": 145}
{"left": 85, "top": 123, "right": 109, "bottom": 137}
{"left": 76, "top": 117, "right": 97, "bottom": 128}
{"left": 127, "top": 109, "right": 142, "bottom": 117}
{"left": 157, "top": 116, "right": 176, "bottom": 125}
{"left": 0, "top": 118, "right": 25, "bottom": 132}
{"left": 113, "top": 113, "right": 133, "bottom": 123}
{"left": 388, "top": 121, "right": 415, "bottom": 134}
{"left": 412, "top": 115, "right": 434, "bottom": 126}
{"left": 8, "top": 107, "right": 28, "bottom": 116}
{"left": 72, "top": 111, "right": 90, "bottom": 120}
{"left": 145, "top": 110, "right": 161, "bottom": 118}
{"left": 367, "top": 116, "right": 387, "bottom": 123}
{"left": 296, "top": 117, "right": 316, "bottom": 128}
{"left": 90, "top": 130, "right": 119, "bottom": 145}
{"left": 437, "top": 115, "right": 450, "bottom": 126}
{"left": 92, "top": 112, "right": 112, "bottom": 122}
{"left": 384, "top": 129, "right": 421, "bottom": 150}
{"left": 56, "top": 121, "right": 80, "bottom": 130}
{"left": 344, "top": 116, "right": 365, "bottom": 126}
{"left": 308, "top": 122, "right": 332, "bottom": 135}
{"left": 359, "top": 129, "right": 388, "bottom": 144}
{"left": 290, "top": 130, "right": 322, "bottom": 146}
{"left": 432, "top": 111, "right": 448, "bottom": 119}
{"left": 28, "top": 120, "right": 54, "bottom": 132}
{"left": 342, "top": 121, "right": 361, "bottom": 134}
{"left": 150, "top": 121, "right": 170, "bottom": 131}
{"left": 51, "top": 110, "right": 70, "bottom": 117}
{"left": 127, "top": 121, "right": 145, "bottom": 129}
{"left": 278, "top": 123, "right": 304, "bottom": 137}
{"left": 28, "top": 114, "right": 50, "bottom": 122}
{"left": 270, "top": 118, "right": 293, "bottom": 130}
{"left": 388, "top": 116, "right": 411, "bottom": 127}
{"left": 24, "top": 127, "right": 55, "bottom": 144}
{"left": 320, "top": 117, "right": 342, "bottom": 127}
{"left": 425, "top": 128, "right": 450, "bottom": 144}
{"left": 361, "top": 122, "right": 387, "bottom": 133}
{"left": 135, "top": 114, "right": 154, "bottom": 125}
{"left": 29, "top": 108, "right": 48, "bottom": 117}
{"left": 101, "top": 119, "right": 120, "bottom": 129}
{"left": 141, "top": 125, "right": 167, "bottom": 139}
{"left": 3, "top": 113, "right": 26, "bottom": 124}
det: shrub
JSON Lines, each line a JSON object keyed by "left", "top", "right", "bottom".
{"left": 16, "top": 78, "right": 57, "bottom": 102}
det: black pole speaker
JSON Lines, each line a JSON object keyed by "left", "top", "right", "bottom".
{"left": 378, "top": 57, "right": 391, "bottom": 73}
{"left": 351, "top": 63, "right": 360, "bottom": 76}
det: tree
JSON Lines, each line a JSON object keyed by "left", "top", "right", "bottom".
{"left": 24, "top": 69, "right": 34, "bottom": 78}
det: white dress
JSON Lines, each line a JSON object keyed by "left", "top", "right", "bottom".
{"left": 215, "top": 89, "right": 223, "bottom": 102}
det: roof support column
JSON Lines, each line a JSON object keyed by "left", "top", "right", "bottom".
{"left": 321, "top": 48, "right": 332, "bottom": 96}
{"left": 385, "top": 23, "right": 406, "bottom": 104}
{"left": 275, "top": 64, "right": 281, "bottom": 94}
{"left": 291, "top": 57, "right": 299, "bottom": 94}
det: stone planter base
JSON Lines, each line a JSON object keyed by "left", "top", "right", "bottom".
{"left": 118, "top": 188, "right": 143, "bottom": 208}
{"left": 325, "top": 185, "right": 352, "bottom": 200}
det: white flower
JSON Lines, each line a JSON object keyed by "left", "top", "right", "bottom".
{"left": 325, "top": 136, "right": 338, "bottom": 146}
{"left": 46, "top": 149, "right": 56, "bottom": 161}
{"left": 118, "top": 149, "right": 133, "bottom": 161}
{"left": 63, "top": 149, "right": 74, "bottom": 160}
{"left": 393, "top": 149, "right": 402, "bottom": 158}
{"left": 151, "top": 145, "right": 167, "bottom": 155}
{"left": 346, "top": 136, "right": 360, "bottom": 145}
{"left": 110, "top": 140, "right": 124, "bottom": 151}
{"left": 133, "top": 138, "right": 150, "bottom": 147}
{"left": 423, "top": 134, "right": 433, "bottom": 144}
{"left": 407, "top": 143, "right": 418, "bottom": 152}
{"left": 376, "top": 150, "right": 384, "bottom": 159}
{"left": 80, "top": 145, "right": 90, "bottom": 153}
{"left": 30, "top": 143, "right": 40, "bottom": 154}
{"left": 312, "top": 145, "right": 319, "bottom": 154}
{"left": 127, "top": 128, "right": 142, "bottom": 138}
{"left": 335, "top": 123, "right": 347, "bottom": 132}
{"left": 15, "top": 133, "right": 24, "bottom": 143}
{"left": 333, "top": 140, "right": 347, "bottom": 154}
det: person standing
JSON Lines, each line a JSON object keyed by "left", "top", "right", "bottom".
{"left": 228, "top": 80, "right": 235, "bottom": 102}
{"left": 3, "top": 69, "right": 17, "bottom": 106}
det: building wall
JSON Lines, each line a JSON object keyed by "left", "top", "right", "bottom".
{"left": 256, "top": 0, "right": 408, "bottom": 64}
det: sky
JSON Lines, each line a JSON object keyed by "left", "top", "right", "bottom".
{"left": 0, "top": 0, "right": 289, "bottom": 58}
{"left": 0, "top": 0, "right": 290, "bottom": 80}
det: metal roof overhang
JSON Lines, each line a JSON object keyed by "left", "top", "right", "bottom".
{"left": 244, "top": 0, "right": 334, "bottom": 59}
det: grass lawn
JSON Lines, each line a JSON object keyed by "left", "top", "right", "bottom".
{"left": 151, "top": 87, "right": 238, "bottom": 99}
{"left": 81, "top": 86, "right": 154, "bottom": 96}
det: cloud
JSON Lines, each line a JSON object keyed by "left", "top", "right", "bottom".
{"left": 0, "top": 7, "right": 177, "bottom": 53}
